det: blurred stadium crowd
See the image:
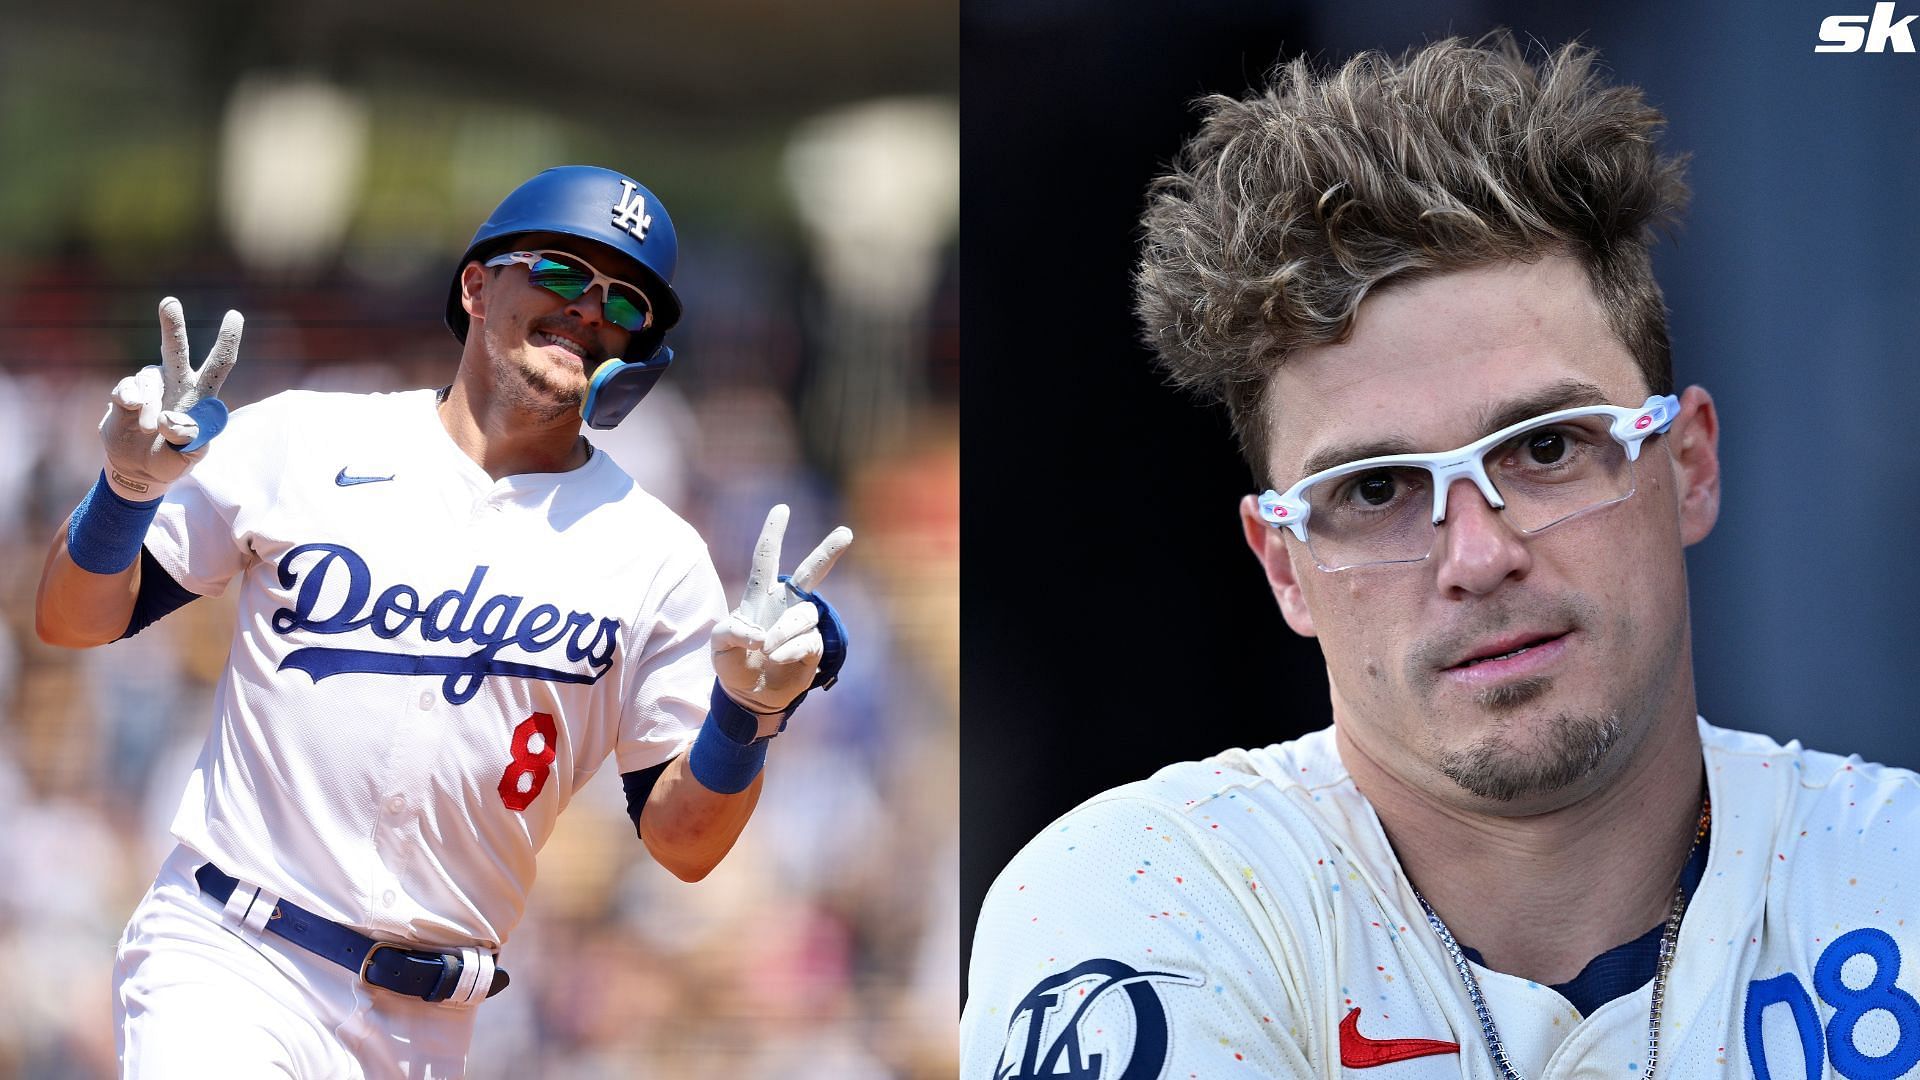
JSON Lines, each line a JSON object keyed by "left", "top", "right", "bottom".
{"left": 0, "top": 230, "right": 957, "bottom": 1076}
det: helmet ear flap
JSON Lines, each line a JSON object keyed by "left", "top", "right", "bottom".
{"left": 581, "top": 348, "right": 674, "bottom": 429}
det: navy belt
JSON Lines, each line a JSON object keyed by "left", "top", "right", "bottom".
{"left": 194, "top": 862, "right": 509, "bottom": 1003}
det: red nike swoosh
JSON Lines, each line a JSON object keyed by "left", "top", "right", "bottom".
{"left": 1338, "top": 1007, "right": 1461, "bottom": 1068}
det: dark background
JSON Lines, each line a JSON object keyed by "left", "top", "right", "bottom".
{"left": 960, "top": 0, "right": 1920, "bottom": 1003}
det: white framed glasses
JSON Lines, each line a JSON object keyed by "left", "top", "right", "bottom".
{"left": 1257, "top": 394, "right": 1680, "bottom": 571}
{"left": 483, "top": 249, "right": 654, "bottom": 332}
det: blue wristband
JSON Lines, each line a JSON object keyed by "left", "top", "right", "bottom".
{"left": 67, "top": 471, "right": 162, "bottom": 575}
{"left": 687, "top": 681, "right": 772, "bottom": 794}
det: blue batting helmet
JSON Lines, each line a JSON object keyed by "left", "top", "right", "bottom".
{"left": 445, "top": 165, "right": 685, "bottom": 429}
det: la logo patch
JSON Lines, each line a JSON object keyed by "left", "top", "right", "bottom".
{"left": 995, "top": 959, "right": 1201, "bottom": 1080}
{"left": 611, "top": 179, "right": 653, "bottom": 241}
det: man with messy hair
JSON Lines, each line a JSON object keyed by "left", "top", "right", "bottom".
{"left": 963, "top": 34, "right": 1920, "bottom": 1078}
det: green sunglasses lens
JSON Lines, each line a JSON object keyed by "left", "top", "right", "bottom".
{"left": 526, "top": 258, "right": 591, "bottom": 300}
{"left": 524, "top": 255, "right": 650, "bottom": 332}
{"left": 602, "top": 289, "right": 649, "bottom": 332}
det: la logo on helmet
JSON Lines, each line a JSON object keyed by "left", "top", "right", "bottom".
{"left": 612, "top": 180, "right": 654, "bottom": 241}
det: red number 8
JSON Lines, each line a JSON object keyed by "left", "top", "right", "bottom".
{"left": 498, "top": 712, "right": 558, "bottom": 811}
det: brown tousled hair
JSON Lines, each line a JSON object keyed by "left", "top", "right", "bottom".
{"left": 1134, "top": 32, "right": 1690, "bottom": 485}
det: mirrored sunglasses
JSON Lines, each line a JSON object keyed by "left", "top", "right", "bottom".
{"left": 483, "top": 250, "right": 654, "bottom": 333}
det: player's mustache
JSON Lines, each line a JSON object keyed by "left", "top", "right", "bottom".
{"left": 1406, "top": 594, "right": 1598, "bottom": 675}
{"left": 531, "top": 319, "right": 604, "bottom": 365}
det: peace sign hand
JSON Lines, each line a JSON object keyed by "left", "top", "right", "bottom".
{"left": 99, "top": 297, "right": 243, "bottom": 501}
{"left": 711, "top": 504, "right": 854, "bottom": 725}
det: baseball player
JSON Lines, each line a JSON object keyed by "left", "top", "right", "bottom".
{"left": 963, "top": 36, "right": 1920, "bottom": 1078}
{"left": 36, "top": 165, "right": 852, "bottom": 1078}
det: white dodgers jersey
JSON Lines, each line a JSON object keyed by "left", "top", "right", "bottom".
{"left": 963, "top": 720, "right": 1920, "bottom": 1078}
{"left": 146, "top": 389, "right": 725, "bottom": 951}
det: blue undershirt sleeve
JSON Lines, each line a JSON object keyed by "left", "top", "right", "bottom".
{"left": 622, "top": 757, "right": 676, "bottom": 834}
{"left": 119, "top": 547, "right": 202, "bottom": 640}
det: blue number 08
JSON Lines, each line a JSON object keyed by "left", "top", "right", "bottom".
{"left": 1745, "top": 928, "right": 1920, "bottom": 1080}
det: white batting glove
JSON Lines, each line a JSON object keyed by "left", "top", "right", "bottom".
{"left": 100, "top": 297, "right": 243, "bottom": 501}
{"left": 712, "top": 505, "right": 853, "bottom": 730}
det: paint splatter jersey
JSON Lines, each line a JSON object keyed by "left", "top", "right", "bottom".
{"left": 144, "top": 388, "right": 724, "bottom": 951}
{"left": 963, "top": 719, "right": 1920, "bottom": 1078}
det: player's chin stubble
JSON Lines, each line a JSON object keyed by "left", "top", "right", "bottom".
{"left": 1395, "top": 592, "right": 1629, "bottom": 802}
{"left": 1435, "top": 708, "right": 1623, "bottom": 803}
{"left": 515, "top": 356, "right": 585, "bottom": 416}
{"left": 482, "top": 324, "right": 586, "bottom": 421}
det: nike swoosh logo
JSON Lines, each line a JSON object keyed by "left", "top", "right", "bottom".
{"left": 335, "top": 468, "right": 394, "bottom": 487}
{"left": 1339, "top": 1007, "right": 1460, "bottom": 1068}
